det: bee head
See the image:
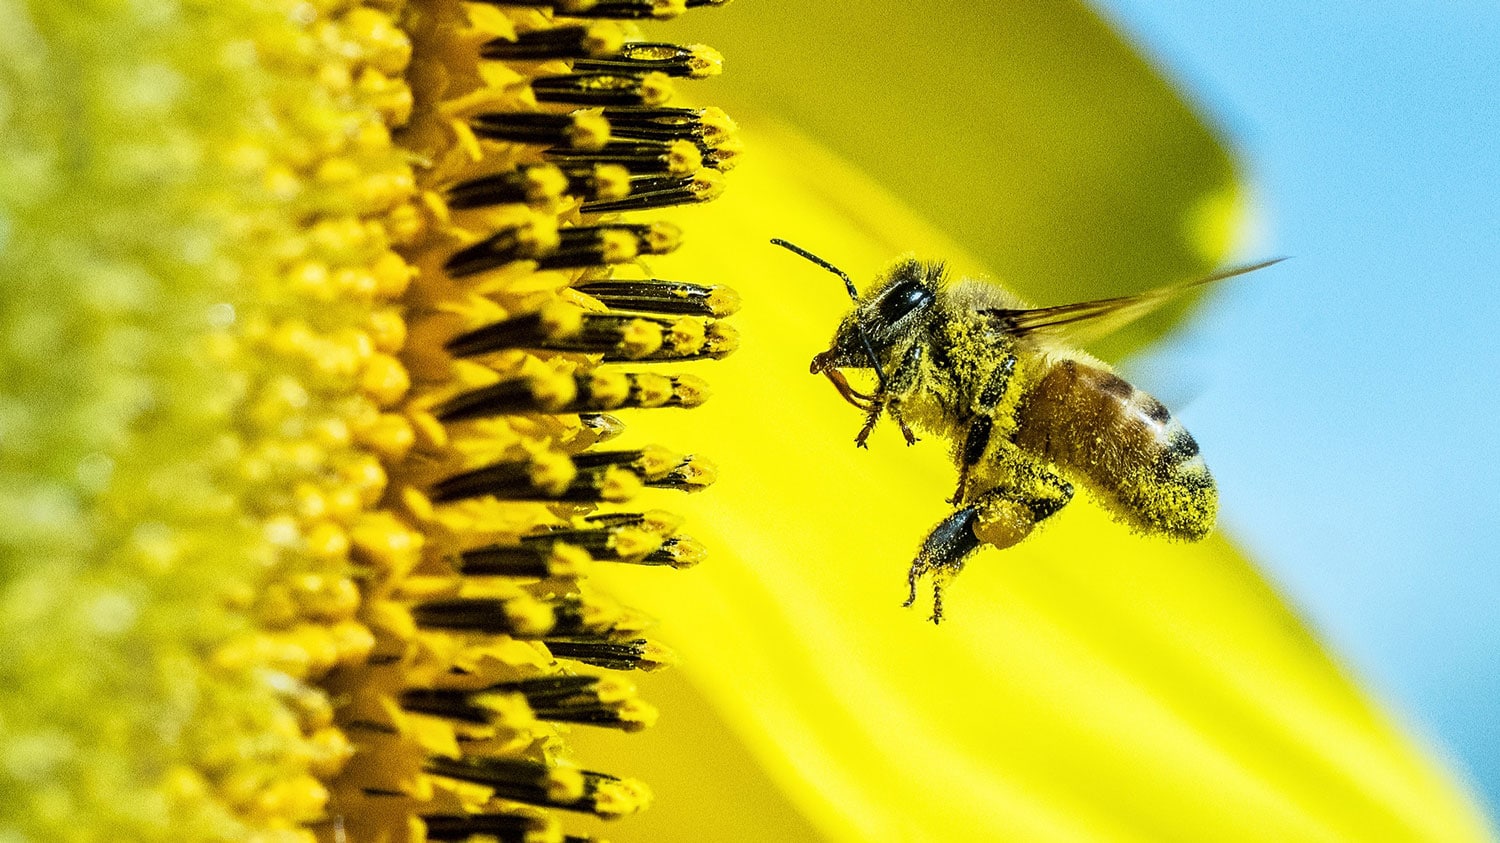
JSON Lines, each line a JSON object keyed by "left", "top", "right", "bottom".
{"left": 813, "top": 257, "right": 942, "bottom": 377}
{"left": 856, "top": 258, "right": 942, "bottom": 344}
{"left": 771, "top": 240, "right": 945, "bottom": 391}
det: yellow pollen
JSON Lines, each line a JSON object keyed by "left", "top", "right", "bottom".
{"left": 590, "top": 370, "right": 633, "bottom": 406}
{"left": 612, "top": 527, "right": 662, "bottom": 558}
{"left": 666, "top": 139, "right": 705, "bottom": 175}
{"left": 633, "top": 372, "right": 674, "bottom": 407}
{"left": 531, "top": 369, "right": 580, "bottom": 411}
{"left": 597, "top": 229, "right": 641, "bottom": 263}
{"left": 546, "top": 768, "right": 587, "bottom": 804}
{"left": 539, "top": 300, "right": 585, "bottom": 341}
{"left": 529, "top": 451, "right": 579, "bottom": 497}
{"left": 600, "top": 466, "right": 644, "bottom": 502}
{"left": 568, "top": 110, "right": 612, "bottom": 150}
{"left": 594, "top": 163, "right": 632, "bottom": 200}
{"left": 673, "top": 373, "right": 712, "bottom": 407}
{"left": 619, "top": 318, "right": 666, "bottom": 357}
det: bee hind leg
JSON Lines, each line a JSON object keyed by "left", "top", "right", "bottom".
{"left": 968, "top": 474, "right": 1072, "bottom": 553}
{"left": 887, "top": 400, "right": 918, "bottom": 445}
{"left": 905, "top": 474, "right": 1073, "bottom": 623}
{"left": 904, "top": 507, "right": 980, "bottom": 624}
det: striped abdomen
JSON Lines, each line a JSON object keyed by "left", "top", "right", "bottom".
{"left": 1012, "top": 358, "right": 1216, "bottom": 539}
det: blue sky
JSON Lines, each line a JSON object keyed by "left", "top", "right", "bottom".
{"left": 1094, "top": 0, "right": 1500, "bottom": 816}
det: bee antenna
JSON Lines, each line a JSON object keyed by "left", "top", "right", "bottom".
{"left": 770, "top": 238, "right": 889, "bottom": 389}
{"left": 770, "top": 238, "right": 862, "bottom": 302}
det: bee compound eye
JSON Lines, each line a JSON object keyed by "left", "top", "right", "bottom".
{"left": 876, "top": 279, "right": 933, "bottom": 327}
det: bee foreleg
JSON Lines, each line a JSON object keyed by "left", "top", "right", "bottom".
{"left": 888, "top": 402, "right": 918, "bottom": 446}
{"left": 880, "top": 344, "right": 924, "bottom": 446}
{"left": 855, "top": 397, "right": 918, "bottom": 448}
{"left": 855, "top": 401, "right": 882, "bottom": 448}
{"left": 864, "top": 396, "right": 918, "bottom": 447}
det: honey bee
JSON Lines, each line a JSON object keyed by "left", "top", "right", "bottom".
{"left": 773, "top": 239, "right": 1280, "bottom": 623}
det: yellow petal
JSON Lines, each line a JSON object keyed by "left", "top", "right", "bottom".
{"left": 659, "top": 1, "right": 1245, "bottom": 356}
{"left": 575, "top": 117, "right": 1494, "bottom": 842}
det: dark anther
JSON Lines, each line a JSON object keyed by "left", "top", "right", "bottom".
{"left": 411, "top": 597, "right": 546, "bottom": 636}
{"left": 479, "top": 24, "right": 622, "bottom": 61}
{"left": 545, "top": 140, "right": 701, "bottom": 176}
{"left": 572, "top": 43, "right": 722, "bottom": 79}
{"left": 573, "top": 279, "right": 738, "bottom": 316}
{"left": 544, "top": 636, "right": 655, "bottom": 671}
{"left": 469, "top": 112, "right": 604, "bottom": 149}
{"left": 455, "top": 544, "right": 550, "bottom": 577}
{"left": 445, "top": 226, "right": 552, "bottom": 277}
{"left": 538, "top": 222, "right": 680, "bottom": 270}
{"left": 446, "top": 164, "right": 565, "bottom": 210}
{"left": 422, "top": 813, "right": 549, "bottom": 842}
{"left": 582, "top": 170, "right": 723, "bottom": 212}
{"left": 532, "top": 72, "right": 670, "bottom": 107}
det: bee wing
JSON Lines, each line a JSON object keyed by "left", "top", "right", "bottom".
{"left": 979, "top": 258, "right": 1284, "bottom": 344}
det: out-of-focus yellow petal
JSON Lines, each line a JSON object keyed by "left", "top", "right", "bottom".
{"left": 570, "top": 116, "right": 1488, "bottom": 840}
{"left": 574, "top": 5, "right": 1492, "bottom": 839}
{"left": 659, "top": 0, "right": 1244, "bottom": 358}
{"left": 575, "top": 120, "right": 1494, "bottom": 841}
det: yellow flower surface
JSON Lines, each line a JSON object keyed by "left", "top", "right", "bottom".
{"left": 575, "top": 123, "right": 1498, "bottom": 841}
{"left": 0, "top": 1, "right": 1492, "bottom": 843}
{"left": 569, "top": 5, "right": 1499, "bottom": 843}
{"left": 0, "top": 1, "right": 734, "bottom": 841}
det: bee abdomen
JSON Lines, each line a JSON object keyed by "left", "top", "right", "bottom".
{"left": 1012, "top": 359, "right": 1216, "bottom": 540}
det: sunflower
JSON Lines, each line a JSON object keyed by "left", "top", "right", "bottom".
{"left": 0, "top": 2, "right": 1490, "bottom": 843}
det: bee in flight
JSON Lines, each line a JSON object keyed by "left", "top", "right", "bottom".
{"left": 773, "top": 239, "right": 1280, "bottom": 623}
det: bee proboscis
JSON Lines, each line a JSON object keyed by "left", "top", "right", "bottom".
{"left": 774, "top": 239, "right": 1281, "bottom": 623}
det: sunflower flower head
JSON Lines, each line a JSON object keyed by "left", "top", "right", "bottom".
{"left": 0, "top": 1, "right": 736, "bottom": 841}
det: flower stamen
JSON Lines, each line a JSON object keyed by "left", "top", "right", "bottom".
{"left": 479, "top": 23, "right": 631, "bottom": 61}
{"left": 571, "top": 42, "right": 725, "bottom": 78}
{"left": 470, "top": 110, "right": 612, "bottom": 149}
{"left": 530, "top": 71, "right": 673, "bottom": 107}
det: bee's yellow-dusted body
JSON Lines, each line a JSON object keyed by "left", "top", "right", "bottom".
{"left": 802, "top": 253, "right": 1226, "bottom": 622}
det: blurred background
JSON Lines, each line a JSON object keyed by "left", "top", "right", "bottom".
{"left": 1095, "top": 0, "right": 1500, "bottom": 814}
{"left": 648, "top": 0, "right": 1499, "bottom": 829}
